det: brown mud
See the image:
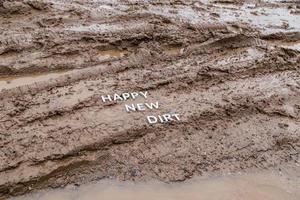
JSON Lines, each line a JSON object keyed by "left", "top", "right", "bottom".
{"left": 10, "top": 166, "right": 300, "bottom": 200}
{"left": 0, "top": 0, "right": 300, "bottom": 199}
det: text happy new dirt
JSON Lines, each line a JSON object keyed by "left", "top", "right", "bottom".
{"left": 101, "top": 91, "right": 180, "bottom": 124}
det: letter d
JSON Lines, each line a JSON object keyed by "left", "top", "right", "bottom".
{"left": 147, "top": 116, "right": 157, "bottom": 124}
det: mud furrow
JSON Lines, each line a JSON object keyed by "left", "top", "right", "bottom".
{"left": 1, "top": 69, "right": 299, "bottom": 179}
{"left": 1, "top": 110, "right": 299, "bottom": 197}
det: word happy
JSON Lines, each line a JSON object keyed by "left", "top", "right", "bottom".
{"left": 101, "top": 91, "right": 148, "bottom": 102}
{"left": 101, "top": 91, "right": 180, "bottom": 124}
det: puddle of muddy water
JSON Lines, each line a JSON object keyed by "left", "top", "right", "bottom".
{"left": 164, "top": 47, "right": 184, "bottom": 55}
{"left": 0, "top": 70, "right": 71, "bottom": 91}
{"left": 217, "top": 47, "right": 265, "bottom": 65}
{"left": 100, "top": 47, "right": 184, "bottom": 58}
{"left": 218, "top": 5, "right": 300, "bottom": 34}
{"left": 12, "top": 171, "right": 300, "bottom": 200}
{"left": 282, "top": 42, "right": 300, "bottom": 51}
{"left": 98, "top": 49, "right": 126, "bottom": 59}
{"left": 268, "top": 41, "right": 300, "bottom": 51}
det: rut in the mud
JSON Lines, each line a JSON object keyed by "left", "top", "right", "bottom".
{"left": 0, "top": 0, "right": 300, "bottom": 199}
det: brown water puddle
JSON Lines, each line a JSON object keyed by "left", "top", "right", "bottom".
{"left": 268, "top": 41, "right": 300, "bottom": 51}
{"left": 280, "top": 41, "right": 300, "bottom": 51}
{"left": 99, "top": 47, "right": 184, "bottom": 58}
{"left": 98, "top": 49, "right": 127, "bottom": 59}
{"left": 0, "top": 70, "right": 71, "bottom": 91}
{"left": 164, "top": 46, "right": 184, "bottom": 55}
{"left": 12, "top": 170, "right": 300, "bottom": 200}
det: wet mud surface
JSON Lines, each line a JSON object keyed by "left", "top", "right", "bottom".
{"left": 10, "top": 167, "right": 300, "bottom": 200}
{"left": 0, "top": 0, "right": 300, "bottom": 199}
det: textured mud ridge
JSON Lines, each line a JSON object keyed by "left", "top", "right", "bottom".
{"left": 0, "top": 0, "right": 300, "bottom": 199}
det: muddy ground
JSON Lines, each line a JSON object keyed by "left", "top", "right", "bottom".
{"left": 10, "top": 166, "right": 300, "bottom": 200}
{"left": 0, "top": 0, "right": 300, "bottom": 199}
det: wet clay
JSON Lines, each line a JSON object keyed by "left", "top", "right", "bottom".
{"left": 0, "top": 0, "right": 300, "bottom": 199}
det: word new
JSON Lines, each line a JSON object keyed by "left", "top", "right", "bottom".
{"left": 125, "top": 102, "right": 159, "bottom": 112}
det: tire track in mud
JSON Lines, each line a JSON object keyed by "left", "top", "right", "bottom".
{"left": 1, "top": 65, "right": 299, "bottom": 197}
{"left": 1, "top": 40, "right": 298, "bottom": 129}
{"left": 0, "top": 35, "right": 295, "bottom": 188}
{"left": 0, "top": 10, "right": 233, "bottom": 76}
